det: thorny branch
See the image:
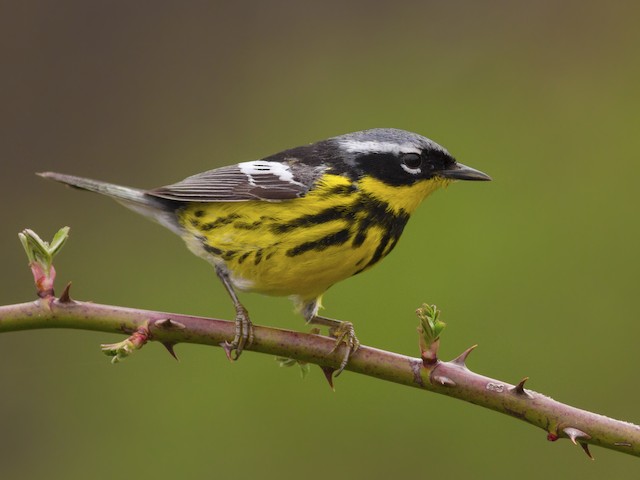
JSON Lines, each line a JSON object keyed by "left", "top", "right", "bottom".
{"left": 2, "top": 228, "right": 640, "bottom": 460}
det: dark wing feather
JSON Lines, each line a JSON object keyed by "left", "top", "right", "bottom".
{"left": 147, "top": 161, "right": 324, "bottom": 202}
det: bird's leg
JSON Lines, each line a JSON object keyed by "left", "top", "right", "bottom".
{"left": 307, "top": 315, "right": 360, "bottom": 376}
{"left": 215, "top": 266, "right": 253, "bottom": 360}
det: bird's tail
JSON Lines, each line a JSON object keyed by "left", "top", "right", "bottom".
{"left": 38, "top": 172, "right": 182, "bottom": 234}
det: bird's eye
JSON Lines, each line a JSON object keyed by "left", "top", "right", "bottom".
{"left": 400, "top": 153, "right": 422, "bottom": 173}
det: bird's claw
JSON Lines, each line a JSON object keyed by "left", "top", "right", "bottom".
{"left": 221, "top": 306, "right": 254, "bottom": 361}
{"left": 328, "top": 321, "right": 360, "bottom": 376}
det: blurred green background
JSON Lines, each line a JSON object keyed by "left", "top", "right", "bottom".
{"left": 2, "top": 1, "right": 640, "bottom": 478}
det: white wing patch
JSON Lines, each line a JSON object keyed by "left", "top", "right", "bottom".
{"left": 238, "top": 161, "right": 306, "bottom": 188}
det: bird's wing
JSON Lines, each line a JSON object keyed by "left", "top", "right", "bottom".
{"left": 147, "top": 160, "right": 325, "bottom": 202}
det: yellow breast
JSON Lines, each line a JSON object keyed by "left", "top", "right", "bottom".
{"left": 178, "top": 174, "right": 446, "bottom": 302}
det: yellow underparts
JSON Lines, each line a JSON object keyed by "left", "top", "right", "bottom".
{"left": 178, "top": 174, "right": 448, "bottom": 307}
{"left": 357, "top": 175, "right": 451, "bottom": 214}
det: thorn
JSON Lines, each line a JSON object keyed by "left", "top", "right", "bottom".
{"left": 320, "top": 366, "right": 336, "bottom": 391}
{"left": 154, "top": 318, "right": 186, "bottom": 330}
{"left": 162, "top": 342, "right": 179, "bottom": 361}
{"left": 563, "top": 427, "right": 594, "bottom": 459}
{"left": 514, "top": 377, "right": 528, "bottom": 393}
{"left": 450, "top": 344, "right": 478, "bottom": 367}
{"left": 59, "top": 282, "right": 73, "bottom": 303}
{"left": 580, "top": 442, "right": 594, "bottom": 460}
{"left": 614, "top": 442, "right": 632, "bottom": 447}
{"left": 431, "top": 375, "right": 456, "bottom": 387}
{"left": 563, "top": 427, "right": 591, "bottom": 445}
{"left": 510, "top": 377, "right": 532, "bottom": 397}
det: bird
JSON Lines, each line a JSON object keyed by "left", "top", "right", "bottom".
{"left": 39, "top": 128, "right": 490, "bottom": 374}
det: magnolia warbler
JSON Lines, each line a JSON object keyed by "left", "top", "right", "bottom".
{"left": 39, "top": 128, "right": 490, "bottom": 374}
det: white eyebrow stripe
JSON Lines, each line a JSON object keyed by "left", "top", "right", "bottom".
{"left": 339, "top": 140, "right": 422, "bottom": 155}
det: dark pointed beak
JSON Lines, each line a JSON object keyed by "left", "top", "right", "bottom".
{"left": 438, "top": 162, "right": 491, "bottom": 181}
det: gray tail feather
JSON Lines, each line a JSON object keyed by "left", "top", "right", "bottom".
{"left": 38, "top": 172, "right": 182, "bottom": 234}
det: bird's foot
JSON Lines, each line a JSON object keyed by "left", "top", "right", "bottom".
{"left": 328, "top": 321, "right": 360, "bottom": 375}
{"left": 308, "top": 316, "right": 360, "bottom": 376}
{"left": 221, "top": 305, "right": 254, "bottom": 361}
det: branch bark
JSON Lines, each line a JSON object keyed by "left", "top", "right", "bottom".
{"left": 1, "top": 295, "right": 639, "bottom": 459}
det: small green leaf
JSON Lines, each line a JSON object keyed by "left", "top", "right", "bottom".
{"left": 417, "top": 303, "right": 446, "bottom": 344}
{"left": 276, "top": 356, "right": 297, "bottom": 368}
{"left": 417, "top": 303, "right": 446, "bottom": 364}
{"left": 101, "top": 339, "right": 136, "bottom": 364}
{"left": 18, "top": 232, "right": 35, "bottom": 263}
{"left": 19, "top": 227, "right": 70, "bottom": 273}
{"left": 299, "top": 362, "right": 311, "bottom": 379}
{"left": 49, "top": 226, "right": 70, "bottom": 255}
{"left": 276, "top": 356, "right": 310, "bottom": 378}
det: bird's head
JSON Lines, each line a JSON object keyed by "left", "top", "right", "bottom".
{"left": 331, "top": 128, "right": 491, "bottom": 186}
